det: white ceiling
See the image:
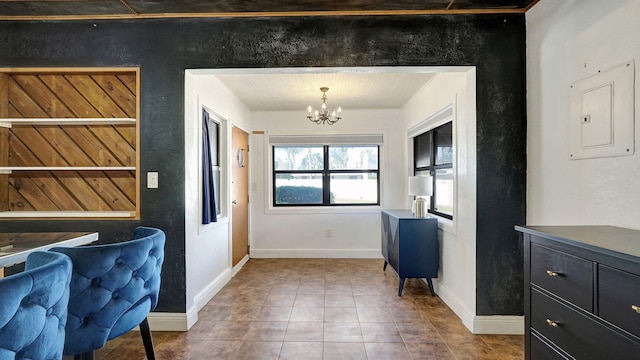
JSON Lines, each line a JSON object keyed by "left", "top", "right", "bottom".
{"left": 211, "top": 69, "right": 439, "bottom": 111}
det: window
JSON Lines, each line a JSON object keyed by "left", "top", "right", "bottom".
{"left": 414, "top": 122, "right": 453, "bottom": 219}
{"left": 203, "top": 107, "right": 223, "bottom": 222}
{"left": 271, "top": 136, "right": 381, "bottom": 206}
{"left": 208, "top": 119, "right": 221, "bottom": 216}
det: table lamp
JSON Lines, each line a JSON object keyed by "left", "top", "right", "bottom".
{"left": 409, "top": 175, "right": 432, "bottom": 218}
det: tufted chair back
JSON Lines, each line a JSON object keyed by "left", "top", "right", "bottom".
{"left": 50, "top": 226, "right": 165, "bottom": 360}
{"left": 0, "top": 251, "right": 72, "bottom": 360}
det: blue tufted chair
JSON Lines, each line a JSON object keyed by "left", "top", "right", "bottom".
{"left": 0, "top": 251, "right": 72, "bottom": 360}
{"left": 50, "top": 226, "right": 165, "bottom": 360}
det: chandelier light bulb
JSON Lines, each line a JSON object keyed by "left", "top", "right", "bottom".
{"left": 306, "top": 87, "right": 342, "bottom": 125}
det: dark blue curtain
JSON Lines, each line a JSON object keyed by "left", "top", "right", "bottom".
{"left": 202, "top": 109, "right": 217, "bottom": 224}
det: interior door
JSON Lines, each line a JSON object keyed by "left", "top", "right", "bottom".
{"left": 231, "top": 126, "right": 249, "bottom": 266}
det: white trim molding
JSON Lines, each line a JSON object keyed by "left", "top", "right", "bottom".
{"left": 471, "top": 315, "right": 524, "bottom": 335}
{"left": 194, "top": 268, "right": 232, "bottom": 311}
{"left": 432, "top": 279, "right": 524, "bottom": 335}
{"left": 250, "top": 248, "right": 382, "bottom": 259}
{"left": 431, "top": 278, "right": 467, "bottom": 323}
{"left": 232, "top": 254, "right": 250, "bottom": 276}
{"left": 144, "top": 311, "right": 194, "bottom": 332}
{"left": 144, "top": 267, "right": 234, "bottom": 332}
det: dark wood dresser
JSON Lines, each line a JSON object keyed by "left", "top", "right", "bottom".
{"left": 516, "top": 225, "right": 640, "bottom": 359}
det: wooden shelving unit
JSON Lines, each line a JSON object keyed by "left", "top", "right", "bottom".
{"left": 0, "top": 67, "right": 140, "bottom": 219}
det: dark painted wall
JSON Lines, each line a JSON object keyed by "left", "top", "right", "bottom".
{"left": 0, "top": 14, "right": 526, "bottom": 315}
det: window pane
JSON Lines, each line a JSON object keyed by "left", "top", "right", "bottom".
{"left": 414, "top": 132, "right": 432, "bottom": 168}
{"left": 329, "top": 146, "right": 378, "bottom": 170}
{"left": 434, "top": 168, "right": 453, "bottom": 216}
{"left": 275, "top": 173, "right": 323, "bottom": 204}
{"left": 209, "top": 120, "right": 219, "bottom": 166}
{"left": 213, "top": 166, "right": 221, "bottom": 215}
{"left": 274, "top": 146, "right": 324, "bottom": 171}
{"left": 435, "top": 122, "right": 453, "bottom": 165}
{"left": 330, "top": 173, "right": 378, "bottom": 204}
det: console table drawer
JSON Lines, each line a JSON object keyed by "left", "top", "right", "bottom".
{"left": 531, "top": 243, "right": 593, "bottom": 311}
{"left": 599, "top": 264, "right": 640, "bottom": 338}
{"left": 532, "top": 288, "right": 640, "bottom": 360}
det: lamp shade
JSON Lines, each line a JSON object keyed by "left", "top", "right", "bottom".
{"left": 408, "top": 176, "right": 433, "bottom": 196}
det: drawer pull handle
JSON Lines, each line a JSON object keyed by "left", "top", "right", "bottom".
{"left": 632, "top": 305, "right": 640, "bottom": 314}
{"left": 546, "top": 319, "right": 560, "bottom": 327}
{"left": 546, "top": 270, "right": 560, "bottom": 277}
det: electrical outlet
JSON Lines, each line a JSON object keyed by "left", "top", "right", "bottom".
{"left": 147, "top": 172, "right": 158, "bottom": 189}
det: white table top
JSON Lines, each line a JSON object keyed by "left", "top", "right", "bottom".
{"left": 0, "top": 232, "right": 99, "bottom": 268}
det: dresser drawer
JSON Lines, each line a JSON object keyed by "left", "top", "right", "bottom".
{"left": 530, "top": 332, "right": 570, "bottom": 360}
{"left": 531, "top": 243, "right": 593, "bottom": 311}
{"left": 599, "top": 264, "right": 640, "bottom": 338}
{"left": 532, "top": 288, "right": 640, "bottom": 359}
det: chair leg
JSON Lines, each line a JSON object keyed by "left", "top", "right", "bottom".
{"left": 74, "top": 352, "right": 94, "bottom": 360}
{"left": 140, "top": 317, "right": 156, "bottom": 360}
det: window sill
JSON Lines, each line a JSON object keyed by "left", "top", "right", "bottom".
{"left": 198, "top": 216, "right": 230, "bottom": 235}
{"left": 265, "top": 206, "right": 381, "bottom": 215}
{"left": 433, "top": 215, "right": 456, "bottom": 236}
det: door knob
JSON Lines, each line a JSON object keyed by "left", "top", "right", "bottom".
{"left": 232, "top": 200, "right": 238, "bottom": 205}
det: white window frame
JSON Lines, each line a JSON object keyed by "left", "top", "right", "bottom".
{"left": 264, "top": 131, "right": 386, "bottom": 215}
{"left": 199, "top": 106, "right": 229, "bottom": 233}
{"left": 408, "top": 104, "right": 457, "bottom": 233}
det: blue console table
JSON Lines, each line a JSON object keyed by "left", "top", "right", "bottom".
{"left": 381, "top": 209, "right": 439, "bottom": 296}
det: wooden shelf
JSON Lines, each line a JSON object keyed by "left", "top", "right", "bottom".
{"left": 0, "top": 166, "right": 136, "bottom": 174}
{"left": 0, "top": 211, "right": 135, "bottom": 218}
{"left": 0, "top": 118, "right": 136, "bottom": 127}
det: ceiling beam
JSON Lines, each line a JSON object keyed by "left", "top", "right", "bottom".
{"left": 0, "top": 7, "right": 531, "bottom": 21}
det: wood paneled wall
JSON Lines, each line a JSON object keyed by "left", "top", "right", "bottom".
{"left": 1, "top": 71, "right": 138, "bottom": 215}
{"left": 0, "top": 74, "right": 8, "bottom": 211}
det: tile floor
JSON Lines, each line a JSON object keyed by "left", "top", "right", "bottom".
{"left": 87, "top": 258, "right": 524, "bottom": 359}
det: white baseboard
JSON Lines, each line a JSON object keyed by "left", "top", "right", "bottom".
{"left": 430, "top": 279, "right": 524, "bottom": 335}
{"left": 472, "top": 315, "right": 524, "bottom": 335}
{"left": 232, "top": 254, "right": 250, "bottom": 276}
{"left": 193, "top": 268, "right": 232, "bottom": 311}
{"left": 142, "top": 268, "right": 233, "bottom": 332}
{"left": 250, "top": 248, "right": 382, "bottom": 258}
{"left": 145, "top": 312, "right": 191, "bottom": 332}
{"left": 145, "top": 258, "right": 253, "bottom": 332}
{"left": 431, "top": 278, "right": 469, "bottom": 325}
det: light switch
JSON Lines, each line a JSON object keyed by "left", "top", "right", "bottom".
{"left": 147, "top": 172, "right": 158, "bottom": 189}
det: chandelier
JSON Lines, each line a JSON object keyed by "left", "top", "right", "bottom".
{"left": 307, "top": 87, "right": 342, "bottom": 125}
